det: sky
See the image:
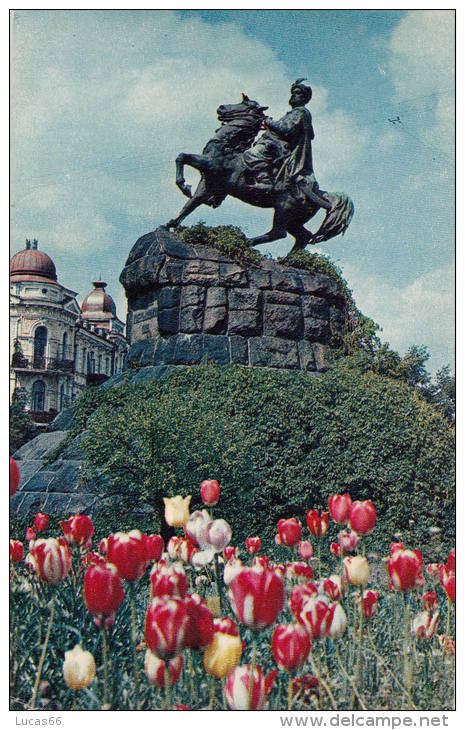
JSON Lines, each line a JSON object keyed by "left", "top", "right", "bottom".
{"left": 10, "top": 9, "right": 455, "bottom": 375}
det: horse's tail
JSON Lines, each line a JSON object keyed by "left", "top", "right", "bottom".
{"left": 312, "top": 192, "right": 354, "bottom": 244}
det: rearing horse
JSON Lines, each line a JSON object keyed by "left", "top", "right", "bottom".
{"left": 164, "top": 95, "right": 354, "bottom": 252}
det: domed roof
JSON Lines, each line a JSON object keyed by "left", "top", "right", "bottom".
{"left": 10, "top": 240, "right": 57, "bottom": 283}
{"left": 81, "top": 280, "right": 116, "bottom": 321}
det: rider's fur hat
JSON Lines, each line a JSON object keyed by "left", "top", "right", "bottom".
{"left": 291, "top": 78, "right": 312, "bottom": 103}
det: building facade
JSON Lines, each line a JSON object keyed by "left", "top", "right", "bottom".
{"left": 10, "top": 239, "right": 127, "bottom": 424}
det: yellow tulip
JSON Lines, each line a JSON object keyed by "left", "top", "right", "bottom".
{"left": 203, "top": 632, "right": 243, "bottom": 679}
{"left": 343, "top": 555, "right": 369, "bottom": 586}
{"left": 63, "top": 644, "right": 96, "bottom": 691}
{"left": 163, "top": 495, "right": 191, "bottom": 527}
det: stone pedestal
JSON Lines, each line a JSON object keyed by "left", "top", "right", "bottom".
{"left": 119, "top": 229, "right": 347, "bottom": 372}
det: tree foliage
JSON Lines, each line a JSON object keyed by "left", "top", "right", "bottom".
{"left": 10, "top": 389, "right": 38, "bottom": 455}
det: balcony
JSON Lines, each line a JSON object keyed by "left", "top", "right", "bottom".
{"left": 86, "top": 373, "right": 109, "bottom": 386}
{"left": 28, "top": 409, "right": 57, "bottom": 425}
{"left": 11, "top": 355, "right": 75, "bottom": 373}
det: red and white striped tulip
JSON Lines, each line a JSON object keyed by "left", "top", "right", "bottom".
{"left": 107, "top": 530, "right": 148, "bottom": 582}
{"left": 326, "top": 602, "right": 348, "bottom": 639}
{"left": 167, "top": 536, "right": 181, "bottom": 561}
{"left": 349, "top": 500, "right": 377, "bottom": 535}
{"left": 289, "top": 582, "right": 318, "bottom": 618}
{"left": 225, "top": 665, "right": 277, "bottom": 711}
{"left": 33, "top": 512, "right": 49, "bottom": 533}
{"left": 223, "top": 559, "right": 245, "bottom": 586}
{"left": 439, "top": 566, "right": 455, "bottom": 603}
{"left": 306, "top": 510, "right": 330, "bottom": 538}
{"left": 412, "top": 610, "right": 440, "bottom": 640}
{"left": 150, "top": 563, "right": 189, "bottom": 599}
{"left": 328, "top": 493, "right": 352, "bottom": 524}
{"left": 357, "top": 589, "right": 379, "bottom": 619}
{"left": 388, "top": 548, "right": 424, "bottom": 591}
{"left": 10, "top": 539, "right": 24, "bottom": 563}
{"left": 277, "top": 518, "right": 302, "bottom": 547}
{"left": 144, "top": 650, "right": 183, "bottom": 688}
{"left": 422, "top": 591, "right": 439, "bottom": 613}
{"left": 323, "top": 575, "right": 344, "bottom": 601}
{"left": 246, "top": 537, "right": 262, "bottom": 555}
{"left": 271, "top": 623, "right": 311, "bottom": 673}
{"left": 60, "top": 515, "right": 94, "bottom": 547}
{"left": 213, "top": 617, "right": 240, "bottom": 636}
{"left": 84, "top": 561, "right": 125, "bottom": 618}
{"left": 228, "top": 567, "right": 285, "bottom": 631}
{"left": 183, "top": 593, "right": 215, "bottom": 650}
{"left": 144, "top": 597, "right": 189, "bottom": 660}
{"left": 297, "top": 596, "right": 331, "bottom": 639}
{"left": 29, "top": 537, "right": 71, "bottom": 585}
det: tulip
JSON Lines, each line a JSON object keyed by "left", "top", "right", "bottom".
{"left": 326, "top": 602, "right": 348, "bottom": 639}
{"left": 150, "top": 563, "right": 189, "bottom": 599}
{"left": 344, "top": 555, "right": 369, "bottom": 586}
{"left": 82, "top": 551, "right": 105, "bottom": 568}
{"left": 33, "top": 512, "right": 49, "bottom": 533}
{"left": 289, "top": 582, "right": 318, "bottom": 618}
{"left": 144, "top": 534, "right": 164, "bottom": 562}
{"left": 63, "top": 644, "right": 96, "bottom": 691}
{"left": 412, "top": 610, "right": 440, "bottom": 640}
{"left": 107, "top": 530, "right": 148, "bottom": 582}
{"left": 298, "top": 540, "right": 313, "bottom": 561}
{"left": 167, "top": 536, "right": 181, "bottom": 560}
{"left": 60, "top": 514, "right": 94, "bottom": 547}
{"left": 297, "top": 596, "right": 331, "bottom": 639}
{"left": 10, "top": 539, "right": 24, "bottom": 563}
{"left": 183, "top": 593, "right": 215, "bottom": 650}
{"left": 439, "top": 566, "right": 455, "bottom": 603}
{"left": 163, "top": 495, "right": 191, "bottom": 527}
{"left": 328, "top": 493, "right": 352, "bottom": 524}
{"left": 349, "top": 500, "right": 376, "bottom": 535}
{"left": 223, "top": 559, "right": 245, "bottom": 586}
{"left": 422, "top": 591, "right": 439, "bottom": 613}
{"left": 306, "top": 510, "right": 329, "bottom": 538}
{"left": 203, "top": 632, "right": 243, "bottom": 678}
{"left": 200, "top": 479, "right": 220, "bottom": 506}
{"left": 271, "top": 623, "right": 311, "bottom": 673}
{"left": 323, "top": 575, "right": 343, "bottom": 601}
{"left": 26, "top": 527, "right": 36, "bottom": 543}
{"left": 357, "top": 589, "right": 379, "bottom": 619}
{"left": 225, "top": 664, "right": 277, "bottom": 710}
{"left": 10, "top": 456, "right": 20, "bottom": 497}
{"left": 205, "top": 594, "right": 221, "bottom": 618}
{"left": 228, "top": 567, "right": 285, "bottom": 631}
{"left": 246, "top": 537, "right": 262, "bottom": 555}
{"left": 206, "top": 519, "right": 232, "bottom": 552}
{"left": 437, "top": 635, "right": 455, "bottom": 656}
{"left": 252, "top": 555, "right": 270, "bottom": 569}
{"left": 177, "top": 537, "right": 198, "bottom": 564}
{"left": 29, "top": 537, "right": 71, "bottom": 585}
{"left": 213, "top": 617, "right": 240, "bottom": 636}
{"left": 144, "top": 597, "right": 189, "bottom": 660}
{"left": 184, "top": 510, "right": 212, "bottom": 548}
{"left": 446, "top": 548, "right": 455, "bottom": 573}
{"left": 98, "top": 537, "right": 108, "bottom": 556}
{"left": 292, "top": 674, "right": 319, "bottom": 703}
{"left": 390, "top": 541, "right": 405, "bottom": 555}
{"left": 84, "top": 561, "right": 125, "bottom": 618}
{"left": 388, "top": 549, "right": 424, "bottom": 592}
{"left": 224, "top": 545, "right": 238, "bottom": 561}
{"left": 144, "top": 650, "right": 183, "bottom": 688}
{"left": 426, "top": 563, "right": 441, "bottom": 580}
{"left": 291, "top": 562, "right": 314, "bottom": 580}
{"left": 277, "top": 518, "right": 302, "bottom": 547}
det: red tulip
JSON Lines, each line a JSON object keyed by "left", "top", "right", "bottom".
{"left": 10, "top": 457, "right": 20, "bottom": 497}
{"left": 33, "top": 512, "right": 49, "bottom": 533}
{"left": 271, "top": 623, "right": 311, "bottom": 673}
{"left": 228, "top": 567, "right": 285, "bottom": 631}
{"left": 224, "top": 545, "right": 238, "bottom": 561}
{"left": 29, "top": 537, "right": 71, "bottom": 585}
{"left": 177, "top": 537, "right": 198, "bottom": 564}
{"left": 446, "top": 548, "right": 455, "bottom": 573}
{"left": 145, "top": 597, "right": 189, "bottom": 660}
{"left": 426, "top": 563, "right": 441, "bottom": 580}
{"left": 306, "top": 510, "right": 329, "bottom": 538}
{"left": 390, "top": 541, "right": 405, "bottom": 555}
{"left": 225, "top": 665, "right": 277, "bottom": 710}
{"left": 150, "top": 563, "right": 188, "bottom": 599}
{"left": 412, "top": 610, "right": 440, "bottom": 640}
{"left": 144, "top": 651, "right": 183, "bottom": 688}
{"left": 60, "top": 514, "right": 94, "bottom": 546}
{"left": 422, "top": 591, "right": 439, "bottom": 613}
{"left": 323, "top": 575, "right": 343, "bottom": 601}
{"left": 388, "top": 548, "right": 424, "bottom": 591}
{"left": 289, "top": 582, "right": 318, "bottom": 618}
{"left": 144, "top": 534, "right": 164, "bottom": 562}
{"left": 25, "top": 527, "right": 36, "bottom": 543}
{"left": 183, "top": 593, "right": 215, "bottom": 650}
{"left": 291, "top": 562, "right": 314, "bottom": 580}
{"left": 167, "top": 536, "right": 181, "bottom": 560}
{"left": 246, "top": 537, "right": 262, "bottom": 555}
{"left": 252, "top": 555, "right": 270, "bottom": 569}
{"left": 330, "top": 530, "right": 360, "bottom": 557}
{"left": 297, "top": 596, "right": 331, "bottom": 639}
{"left": 213, "top": 617, "right": 239, "bottom": 636}
{"left": 298, "top": 540, "right": 313, "bottom": 560}
{"left": 277, "top": 518, "right": 302, "bottom": 548}
{"left": 349, "top": 500, "right": 376, "bottom": 535}
{"left": 10, "top": 539, "right": 24, "bottom": 563}
{"left": 98, "top": 537, "right": 108, "bottom": 556}
{"left": 84, "top": 561, "right": 125, "bottom": 617}
{"left": 328, "top": 493, "right": 352, "bottom": 524}
{"left": 439, "top": 566, "right": 455, "bottom": 603}
{"left": 107, "top": 530, "right": 148, "bottom": 582}
{"left": 200, "top": 479, "right": 220, "bottom": 506}
{"left": 356, "top": 589, "right": 379, "bottom": 619}
{"left": 82, "top": 551, "right": 105, "bottom": 568}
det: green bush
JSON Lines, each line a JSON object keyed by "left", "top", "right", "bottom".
{"left": 76, "top": 363, "right": 454, "bottom": 553}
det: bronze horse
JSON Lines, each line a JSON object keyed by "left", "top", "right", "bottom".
{"left": 165, "top": 95, "right": 354, "bottom": 252}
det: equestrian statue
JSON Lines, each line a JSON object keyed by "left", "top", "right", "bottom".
{"left": 164, "top": 79, "right": 354, "bottom": 253}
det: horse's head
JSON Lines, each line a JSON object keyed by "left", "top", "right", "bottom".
{"left": 217, "top": 93, "right": 268, "bottom": 125}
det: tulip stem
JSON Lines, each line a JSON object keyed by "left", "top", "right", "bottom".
{"left": 187, "top": 649, "right": 197, "bottom": 703}
{"left": 213, "top": 553, "right": 224, "bottom": 613}
{"left": 402, "top": 592, "right": 412, "bottom": 709}
{"left": 164, "top": 663, "right": 171, "bottom": 710}
{"left": 446, "top": 599, "right": 451, "bottom": 637}
{"left": 248, "top": 634, "right": 257, "bottom": 709}
{"left": 209, "top": 675, "right": 216, "bottom": 709}
{"left": 30, "top": 593, "right": 55, "bottom": 710}
{"left": 129, "top": 584, "right": 140, "bottom": 710}
{"left": 317, "top": 542, "right": 322, "bottom": 580}
{"left": 335, "top": 643, "right": 367, "bottom": 711}
{"left": 352, "top": 584, "right": 364, "bottom": 708}
{"left": 101, "top": 626, "right": 109, "bottom": 708}
{"left": 287, "top": 674, "right": 293, "bottom": 711}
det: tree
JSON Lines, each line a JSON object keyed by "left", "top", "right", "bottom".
{"left": 10, "top": 389, "right": 37, "bottom": 455}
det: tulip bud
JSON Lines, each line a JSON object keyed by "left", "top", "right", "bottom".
{"left": 205, "top": 519, "right": 232, "bottom": 552}
{"left": 344, "top": 555, "right": 369, "bottom": 586}
{"left": 144, "top": 534, "right": 164, "bottom": 562}
{"left": 200, "top": 479, "right": 220, "bottom": 506}
{"left": 349, "top": 500, "right": 376, "bottom": 536}
{"left": 60, "top": 514, "right": 94, "bottom": 546}
{"left": 144, "top": 650, "right": 183, "bottom": 688}
{"left": 306, "top": 510, "right": 330, "bottom": 539}
{"left": 412, "top": 610, "right": 440, "bottom": 640}
{"left": 271, "top": 623, "right": 311, "bottom": 673}
{"left": 422, "top": 591, "right": 439, "bottom": 613}
{"left": 150, "top": 563, "right": 189, "bottom": 599}
{"left": 107, "top": 530, "right": 148, "bottom": 582}
{"left": 326, "top": 602, "right": 347, "bottom": 639}
{"left": 33, "top": 512, "right": 49, "bottom": 533}
{"left": 246, "top": 537, "right": 262, "bottom": 555}
{"left": 63, "top": 645, "right": 96, "bottom": 691}
{"left": 145, "top": 597, "right": 189, "bottom": 660}
{"left": 277, "top": 518, "right": 302, "bottom": 548}
{"left": 328, "top": 493, "right": 352, "bottom": 524}
{"left": 10, "top": 457, "right": 20, "bottom": 497}
{"left": 28, "top": 537, "right": 71, "bottom": 585}
{"left": 84, "top": 561, "right": 125, "bottom": 618}
{"left": 10, "top": 539, "right": 24, "bottom": 563}
{"left": 26, "top": 527, "right": 36, "bottom": 543}
{"left": 388, "top": 549, "right": 424, "bottom": 592}
{"left": 225, "top": 664, "right": 277, "bottom": 710}
{"left": 203, "top": 632, "right": 243, "bottom": 678}
{"left": 228, "top": 567, "right": 285, "bottom": 631}
{"left": 298, "top": 540, "right": 313, "bottom": 561}
{"left": 357, "top": 589, "right": 379, "bottom": 619}
{"left": 297, "top": 596, "right": 331, "bottom": 639}
{"left": 323, "top": 575, "right": 343, "bottom": 601}
{"left": 163, "top": 495, "right": 191, "bottom": 527}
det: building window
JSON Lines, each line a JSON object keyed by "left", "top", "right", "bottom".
{"left": 33, "top": 326, "right": 47, "bottom": 368}
{"left": 31, "top": 380, "right": 45, "bottom": 412}
{"left": 105, "top": 357, "right": 110, "bottom": 375}
{"left": 62, "top": 332, "right": 68, "bottom": 360}
{"left": 98, "top": 354, "right": 102, "bottom": 373}
{"left": 59, "top": 384, "right": 65, "bottom": 411}
{"left": 82, "top": 348, "right": 87, "bottom": 373}
{"left": 87, "top": 353, "right": 95, "bottom": 374}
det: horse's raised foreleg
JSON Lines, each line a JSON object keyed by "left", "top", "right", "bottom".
{"left": 165, "top": 180, "right": 209, "bottom": 229}
{"left": 175, "top": 153, "right": 211, "bottom": 198}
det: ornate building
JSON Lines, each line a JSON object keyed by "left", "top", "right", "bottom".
{"left": 10, "top": 239, "right": 127, "bottom": 424}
